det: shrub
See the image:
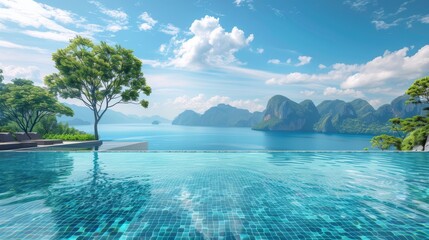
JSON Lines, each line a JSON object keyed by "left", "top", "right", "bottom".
{"left": 44, "top": 133, "right": 96, "bottom": 141}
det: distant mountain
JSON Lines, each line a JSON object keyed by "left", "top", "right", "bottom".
{"left": 172, "top": 110, "right": 201, "bottom": 126}
{"left": 252, "top": 95, "right": 319, "bottom": 131}
{"left": 172, "top": 104, "right": 264, "bottom": 127}
{"left": 254, "top": 95, "right": 427, "bottom": 134}
{"left": 58, "top": 103, "right": 170, "bottom": 125}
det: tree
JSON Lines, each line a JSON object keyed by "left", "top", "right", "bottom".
{"left": 45, "top": 36, "right": 151, "bottom": 140}
{"left": 0, "top": 79, "right": 73, "bottom": 138}
{"left": 406, "top": 76, "right": 429, "bottom": 110}
{"left": 371, "top": 76, "right": 429, "bottom": 150}
{"left": 370, "top": 134, "right": 402, "bottom": 150}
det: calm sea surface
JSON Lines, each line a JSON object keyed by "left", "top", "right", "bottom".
{"left": 74, "top": 124, "right": 374, "bottom": 150}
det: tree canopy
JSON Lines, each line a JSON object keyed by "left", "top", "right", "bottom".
{"left": 406, "top": 76, "right": 429, "bottom": 109}
{"left": 370, "top": 134, "right": 402, "bottom": 151}
{"left": 45, "top": 36, "right": 151, "bottom": 139}
{"left": 0, "top": 79, "right": 73, "bottom": 137}
{"left": 371, "top": 76, "right": 429, "bottom": 151}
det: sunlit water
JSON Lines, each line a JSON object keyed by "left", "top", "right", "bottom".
{"left": 0, "top": 152, "right": 428, "bottom": 239}
{"left": 74, "top": 124, "right": 374, "bottom": 150}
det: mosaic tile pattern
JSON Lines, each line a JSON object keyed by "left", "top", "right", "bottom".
{"left": 0, "top": 152, "right": 428, "bottom": 239}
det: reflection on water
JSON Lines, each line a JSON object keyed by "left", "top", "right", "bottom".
{"left": 45, "top": 152, "right": 151, "bottom": 239}
{"left": 0, "top": 152, "right": 73, "bottom": 199}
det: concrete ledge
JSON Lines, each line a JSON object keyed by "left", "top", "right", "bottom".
{"left": 15, "top": 140, "right": 103, "bottom": 151}
{"left": 98, "top": 141, "right": 148, "bottom": 151}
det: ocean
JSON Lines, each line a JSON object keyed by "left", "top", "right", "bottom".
{"left": 74, "top": 123, "right": 374, "bottom": 151}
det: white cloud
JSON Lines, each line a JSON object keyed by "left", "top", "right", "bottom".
{"left": 90, "top": 1, "right": 128, "bottom": 32}
{"left": 172, "top": 94, "right": 264, "bottom": 113}
{"left": 265, "top": 45, "right": 429, "bottom": 92}
{"left": 256, "top": 48, "right": 264, "bottom": 54}
{"left": 233, "top": 0, "right": 254, "bottom": 9}
{"left": 170, "top": 15, "right": 254, "bottom": 69}
{"left": 267, "top": 58, "right": 293, "bottom": 65}
{"left": 344, "top": 0, "right": 371, "bottom": 11}
{"left": 0, "top": 40, "right": 46, "bottom": 53}
{"left": 22, "top": 30, "right": 78, "bottom": 42}
{"left": 323, "top": 87, "right": 365, "bottom": 98}
{"left": 341, "top": 46, "right": 429, "bottom": 89}
{"left": 138, "top": 12, "right": 157, "bottom": 31}
{"left": 139, "top": 23, "right": 152, "bottom": 31}
{"left": 268, "top": 59, "right": 280, "bottom": 64}
{"left": 296, "top": 55, "right": 312, "bottom": 66}
{"left": 372, "top": 20, "right": 399, "bottom": 30}
{"left": 318, "top": 64, "right": 327, "bottom": 69}
{"left": 0, "top": 22, "right": 5, "bottom": 29}
{"left": 159, "top": 44, "right": 166, "bottom": 53}
{"left": 300, "top": 90, "right": 315, "bottom": 97}
{"left": 0, "top": 0, "right": 99, "bottom": 41}
{"left": 421, "top": 15, "right": 429, "bottom": 24}
{"left": 160, "top": 23, "right": 180, "bottom": 35}
{"left": 234, "top": 0, "right": 244, "bottom": 6}
{"left": 0, "top": 63, "right": 41, "bottom": 82}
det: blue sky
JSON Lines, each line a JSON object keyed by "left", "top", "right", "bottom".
{"left": 0, "top": 0, "right": 429, "bottom": 119}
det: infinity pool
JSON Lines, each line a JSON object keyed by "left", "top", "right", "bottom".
{"left": 0, "top": 152, "right": 428, "bottom": 239}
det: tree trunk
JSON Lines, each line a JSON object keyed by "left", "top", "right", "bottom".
{"left": 93, "top": 109, "right": 99, "bottom": 140}
{"left": 94, "top": 121, "right": 99, "bottom": 140}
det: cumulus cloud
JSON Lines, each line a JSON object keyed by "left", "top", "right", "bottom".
{"left": 160, "top": 23, "right": 180, "bottom": 35}
{"left": 296, "top": 55, "right": 312, "bottom": 66}
{"left": 170, "top": 15, "right": 254, "bottom": 69}
{"left": 318, "top": 64, "right": 327, "bottom": 69}
{"left": 256, "top": 48, "right": 264, "bottom": 54}
{"left": 0, "top": 63, "right": 41, "bottom": 82}
{"left": 323, "top": 87, "right": 365, "bottom": 98}
{"left": 138, "top": 12, "right": 157, "bottom": 31}
{"left": 266, "top": 45, "right": 429, "bottom": 92}
{"left": 90, "top": 1, "right": 128, "bottom": 32}
{"left": 341, "top": 46, "right": 429, "bottom": 89}
{"left": 172, "top": 94, "right": 264, "bottom": 113}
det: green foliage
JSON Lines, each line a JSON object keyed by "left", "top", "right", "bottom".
{"left": 371, "top": 76, "right": 429, "bottom": 151}
{"left": 401, "top": 125, "right": 429, "bottom": 150}
{"left": 0, "top": 79, "right": 73, "bottom": 135}
{"left": 0, "top": 122, "right": 20, "bottom": 132}
{"left": 45, "top": 36, "right": 151, "bottom": 139}
{"left": 44, "top": 133, "right": 96, "bottom": 141}
{"left": 406, "top": 76, "right": 429, "bottom": 107}
{"left": 0, "top": 68, "right": 3, "bottom": 83}
{"left": 32, "top": 115, "right": 84, "bottom": 136}
{"left": 370, "top": 134, "right": 402, "bottom": 150}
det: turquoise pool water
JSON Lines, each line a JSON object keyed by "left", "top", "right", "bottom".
{"left": 0, "top": 152, "right": 428, "bottom": 239}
